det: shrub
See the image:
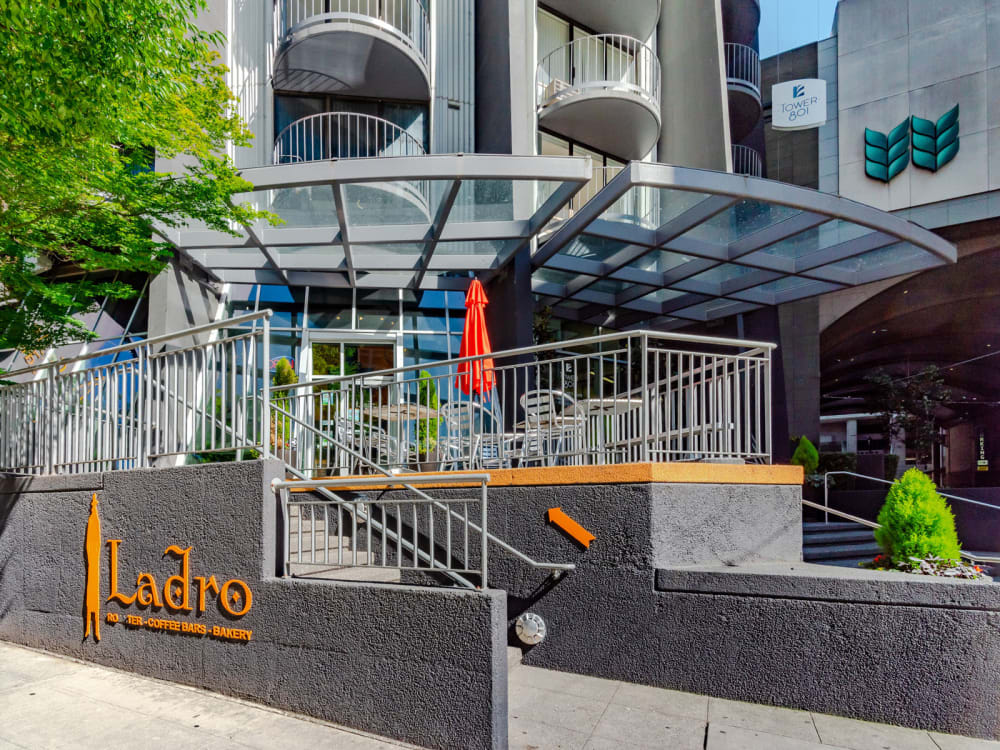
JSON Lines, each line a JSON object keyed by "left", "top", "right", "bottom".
{"left": 818, "top": 452, "right": 857, "bottom": 490}
{"left": 874, "top": 469, "right": 962, "bottom": 565}
{"left": 790, "top": 436, "right": 819, "bottom": 476}
{"left": 416, "top": 371, "right": 441, "bottom": 458}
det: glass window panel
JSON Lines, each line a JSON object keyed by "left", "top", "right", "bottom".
{"left": 584, "top": 277, "right": 632, "bottom": 295}
{"left": 756, "top": 219, "right": 873, "bottom": 260}
{"left": 537, "top": 10, "right": 570, "bottom": 83}
{"left": 267, "top": 186, "right": 339, "bottom": 229}
{"left": 342, "top": 181, "right": 437, "bottom": 227}
{"left": 681, "top": 199, "right": 801, "bottom": 245}
{"left": 625, "top": 249, "right": 693, "bottom": 274}
{"left": 540, "top": 131, "right": 570, "bottom": 157}
{"left": 636, "top": 288, "right": 687, "bottom": 304}
{"left": 601, "top": 187, "right": 709, "bottom": 230}
{"left": 573, "top": 33, "right": 606, "bottom": 85}
{"left": 686, "top": 263, "right": 756, "bottom": 285}
{"left": 560, "top": 235, "right": 630, "bottom": 263}
{"left": 827, "top": 243, "right": 926, "bottom": 272}
{"left": 355, "top": 308, "right": 400, "bottom": 331}
{"left": 533, "top": 267, "right": 578, "bottom": 287}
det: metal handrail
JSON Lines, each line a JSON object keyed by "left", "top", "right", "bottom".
{"left": 1, "top": 309, "right": 274, "bottom": 378}
{"left": 275, "top": 473, "right": 490, "bottom": 588}
{"left": 724, "top": 42, "right": 761, "bottom": 96}
{"left": 816, "top": 471, "right": 1000, "bottom": 565}
{"left": 271, "top": 328, "right": 776, "bottom": 393}
{"left": 732, "top": 144, "right": 763, "bottom": 177}
{"left": 278, "top": 0, "right": 430, "bottom": 64}
{"left": 537, "top": 33, "right": 661, "bottom": 109}
{"left": 273, "top": 112, "right": 425, "bottom": 165}
{"left": 268, "top": 399, "right": 576, "bottom": 576}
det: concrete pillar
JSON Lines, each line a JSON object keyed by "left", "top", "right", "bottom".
{"left": 147, "top": 259, "right": 225, "bottom": 348}
{"left": 846, "top": 419, "right": 858, "bottom": 453}
{"left": 778, "top": 297, "right": 821, "bottom": 445}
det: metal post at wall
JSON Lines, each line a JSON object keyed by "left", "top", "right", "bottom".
{"left": 44, "top": 366, "right": 54, "bottom": 475}
{"left": 640, "top": 333, "right": 650, "bottom": 463}
{"left": 261, "top": 314, "right": 272, "bottom": 459}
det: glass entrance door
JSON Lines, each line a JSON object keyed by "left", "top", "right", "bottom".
{"left": 308, "top": 336, "right": 398, "bottom": 476}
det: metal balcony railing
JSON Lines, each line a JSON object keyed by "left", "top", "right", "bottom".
{"left": 269, "top": 329, "right": 774, "bottom": 476}
{"left": 732, "top": 144, "right": 763, "bottom": 177}
{"left": 277, "top": 0, "right": 429, "bottom": 65}
{"left": 537, "top": 34, "right": 661, "bottom": 111}
{"left": 724, "top": 42, "right": 761, "bottom": 97}
{"left": 273, "top": 112, "right": 425, "bottom": 165}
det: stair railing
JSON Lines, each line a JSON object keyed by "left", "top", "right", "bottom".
{"left": 274, "top": 473, "right": 491, "bottom": 588}
{"left": 266, "top": 397, "right": 576, "bottom": 586}
{"left": 813, "top": 470, "right": 1000, "bottom": 565}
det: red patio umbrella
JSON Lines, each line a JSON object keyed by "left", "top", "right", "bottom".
{"left": 455, "top": 279, "right": 495, "bottom": 398}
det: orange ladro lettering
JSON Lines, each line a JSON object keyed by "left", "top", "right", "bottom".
{"left": 85, "top": 494, "right": 253, "bottom": 644}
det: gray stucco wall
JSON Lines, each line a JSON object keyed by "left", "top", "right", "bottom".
{"left": 0, "top": 461, "right": 507, "bottom": 750}
{"left": 376, "top": 477, "right": 1000, "bottom": 740}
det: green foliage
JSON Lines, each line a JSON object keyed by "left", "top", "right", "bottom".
{"left": 911, "top": 105, "right": 959, "bottom": 172}
{"left": 790, "top": 436, "right": 819, "bottom": 476}
{"left": 865, "top": 367, "right": 950, "bottom": 464}
{"left": 272, "top": 357, "right": 297, "bottom": 387}
{"left": 874, "top": 469, "right": 962, "bottom": 565}
{"left": 864, "top": 119, "right": 910, "bottom": 182}
{"left": 416, "top": 371, "right": 441, "bottom": 458}
{"left": 0, "top": 0, "right": 274, "bottom": 353}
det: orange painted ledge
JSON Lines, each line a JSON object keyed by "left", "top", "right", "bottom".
{"left": 289, "top": 462, "right": 804, "bottom": 492}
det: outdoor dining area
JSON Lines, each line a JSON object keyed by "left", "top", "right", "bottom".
{"left": 268, "top": 280, "right": 775, "bottom": 477}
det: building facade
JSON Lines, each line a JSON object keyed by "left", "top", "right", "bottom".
{"left": 763, "top": 0, "right": 1000, "bottom": 485}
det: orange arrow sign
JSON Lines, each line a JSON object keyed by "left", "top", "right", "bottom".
{"left": 547, "top": 507, "right": 596, "bottom": 548}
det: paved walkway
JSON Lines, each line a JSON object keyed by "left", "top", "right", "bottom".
{"left": 2, "top": 641, "right": 999, "bottom": 750}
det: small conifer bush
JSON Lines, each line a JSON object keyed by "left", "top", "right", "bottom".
{"left": 874, "top": 469, "right": 962, "bottom": 565}
{"left": 790, "top": 436, "right": 819, "bottom": 476}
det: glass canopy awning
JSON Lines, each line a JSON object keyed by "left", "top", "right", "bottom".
{"left": 530, "top": 162, "right": 957, "bottom": 328}
{"left": 161, "top": 154, "right": 591, "bottom": 291}
{"left": 161, "top": 156, "right": 956, "bottom": 319}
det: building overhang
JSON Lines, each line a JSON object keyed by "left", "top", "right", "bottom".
{"left": 530, "top": 162, "right": 957, "bottom": 329}
{"left": 159, "top": 154, "right": 592, "bottom": 290}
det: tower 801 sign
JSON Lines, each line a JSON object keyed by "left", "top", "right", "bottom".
{"left": 772, "top": 79, "right": 827, "bottom": 131}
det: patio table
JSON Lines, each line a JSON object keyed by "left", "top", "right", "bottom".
{"left": 360, "top": 404, "right": 440, "bottom": 467}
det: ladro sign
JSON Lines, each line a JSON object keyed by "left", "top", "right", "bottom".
{"left": 772, "top": 79, "right": 827, "bottom": 130}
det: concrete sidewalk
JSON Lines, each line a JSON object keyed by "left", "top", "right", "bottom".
{"left": 2, "top": 641, "right": 999, "bottom": 750}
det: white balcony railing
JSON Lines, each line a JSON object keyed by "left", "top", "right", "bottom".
{"left": 273, "top": 112, "right": 425, "bottom": 165}
{"left": 278, "top": 0, "right": 429, "bottom": 65}
{"left": 732, "top": 144, "right": 763, "bottom": 177}
{"left": 537, "top": 34, "right": 661, "bottom": 111}
{"left": 724, "top": 42, "right": 761, "bottom": 97}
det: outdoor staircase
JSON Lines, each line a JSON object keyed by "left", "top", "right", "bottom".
{"left": 803, "top": 521, "right": 880, "bottom": 568}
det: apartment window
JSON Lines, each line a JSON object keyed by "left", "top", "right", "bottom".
{"left": 274, "top": 94, "right": 429, "bottom": 153}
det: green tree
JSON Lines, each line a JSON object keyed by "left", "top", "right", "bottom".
{"left": 790, "top": 435, "right": 819, "bottom": 476}
{"left": 875, "top": 468, "right": 962, "bottom": 565}
{"left": 866, "top": 367, "right": 950, "bottom": 465}
{"left": 416, "top": 371, "right": 441, "bottom": 459}
{"left": 0, "top": 0, "right": 271, "bottom": 354}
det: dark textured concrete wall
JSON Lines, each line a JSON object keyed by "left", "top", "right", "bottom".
{"left": 0, "top": 461, "right": 507, "bottom": 750}
{"left": 378, "top": 478, "right": 1000, "bottom": 740}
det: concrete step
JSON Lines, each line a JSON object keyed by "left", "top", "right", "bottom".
{"left": 507, "top": 646, "right": 523, "bottom": 671}
{"left": 802, "top": 521, "right": 869, "bottom": 531}
{"left": 803, "top": 541, "right": 882, "bottom": 561}
{"left": 803, "top": 529, "right": 875, "bottom": 545}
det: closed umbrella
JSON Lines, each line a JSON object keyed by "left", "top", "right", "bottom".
{"left": 455, "top": 279, "right": 495, "bottom": 398}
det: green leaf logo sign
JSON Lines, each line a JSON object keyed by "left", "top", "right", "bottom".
{"left": 911, "top": 104, "right": 959, "bottom": 172}
{"left": 864, "top": 119, "right": 910, "bottom": 182}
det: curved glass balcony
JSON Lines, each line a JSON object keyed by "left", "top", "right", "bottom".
{"left": 731, "top": 144, "right": 762, "bottom": 177}
{"left": 725, "top": 42, "right": 762, "bottom": 142}
{"left": 273, "top": 112, "right": 425, "bottom": 164}
{"left": 541, "top": 0, "right": 661, "bottom": 45}
{"left": 273, "top": 0, "right": 430, "bottom": 100}
{"left": 537, "top": 34, "right": 661, "bottom": 161}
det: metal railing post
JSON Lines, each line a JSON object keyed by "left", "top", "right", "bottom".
{"left": 44, "top": 366, "right": 54, "bottom": 475}
{"left": 480, "top": 478, "right": 489, "bottom": 589}
{"left": 640, "top": 334, "right": 650, "bottom": 463}
{"left": 824, "top": 471, "right": 830, "bottom": 523}
{"left": 261, "top": 315, "right": 271, "bottom": 459}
